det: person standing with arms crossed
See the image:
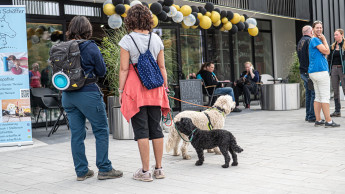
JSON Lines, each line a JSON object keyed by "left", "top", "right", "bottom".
{"left": 308, "top": 21, "right": 340, "bottom": 127}
{"left": 297, "top": 25, "right": 316, "bottom": 122}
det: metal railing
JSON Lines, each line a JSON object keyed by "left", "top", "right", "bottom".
{"left": 188, "top": 0, "right": 249, "bottom": 10}
{"left": 12, "top": 0, "right": 59, "bottom": 16}
{"left": 64, "top": 4, "right": 101, "bottom": 17}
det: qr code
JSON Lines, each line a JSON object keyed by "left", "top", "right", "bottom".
{"left": 20, "top": 89, "right": 30, "bottom": 99}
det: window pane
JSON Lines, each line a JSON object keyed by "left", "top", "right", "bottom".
{"left": 180, "top": 28, "right": 203, "bottom": 79}
{"left": 257, "top": 20, "right": 271, "bottom": 31}
{"left": 254, "top": 32, "right": 273, "bottom": 76}
{"left": 207, "top": 30, "right": 231, "bottom": 80}
{"left": 233, "top": 32, "right": 253, "bottom": 80}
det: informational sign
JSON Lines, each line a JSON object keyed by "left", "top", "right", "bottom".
{"left": 179, "top": 79, "right": 204, "bottom": 111}
{"left": 0, "top": 5, "right": 33, "bottom": 147}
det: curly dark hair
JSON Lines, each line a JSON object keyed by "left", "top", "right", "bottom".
{"left": 66, "top": 16, "right": 93, "bottom": 40}
{"left": 124, "top": 4, "right": 153, "bottom": 32}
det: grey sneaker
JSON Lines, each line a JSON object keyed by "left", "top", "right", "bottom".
{"left": 314, "top": 120, "right": 325, "bottom": 127}
{"left": 133, "top": 168, "right": 153, "bottom": 182}
{"left": 77, "top": 169, "right": 94, "bottom": 181}
{"left": 97, "top": 168, "right": 123, "bottom": 180}
{"left": 330, "top": 112, "right": 341, "bottom": 117}
{"left": 152, "top": 166, "right": 165, "bottom": 179}
{"left": 325, "top": 120, "right": 340, "bottom": 128}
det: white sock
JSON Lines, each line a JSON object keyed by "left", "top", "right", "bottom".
{"left": 327, "top": 120, "right": 333, "bottom": 124}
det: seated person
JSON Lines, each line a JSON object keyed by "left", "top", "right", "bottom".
{"left": 188, "top": 73, "right": 196, "bottom": 79}
{"left": 233, "top": 61, "right": 260, "bottom": 109}
{"left": 197, "top": 62, "right": 241, "bottom": 112}
{"left": 29, "top": 63, "right": 41, "bottom": 88}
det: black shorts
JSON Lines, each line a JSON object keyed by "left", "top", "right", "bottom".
{"left": 131, "top": 106, "right": 164, "bottom": 141}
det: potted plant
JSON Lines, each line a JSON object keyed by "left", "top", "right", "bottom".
{"left": 287, "top": 51, "right": 305, "bottom": 107}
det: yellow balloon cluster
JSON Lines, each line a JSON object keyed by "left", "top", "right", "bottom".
{"left": 248, "top": 27, "right": 259, "bottom": 36}
{"left": 121, "top": 4, "right": 130, "bottom": 17}
{"left": 103, "top": 3, "right": 115, "bottom": 16}
{"left": 180, "top": 5, "right": 192, "bottom": 16}
{"left": 230, "top": 13, "right": 241, "bottom": 24}
{"left": 210, "top": 11, "right": 220, "bottom": 23}
{"left": 200, "top": 15, "right": 212, "bottom": 29}
{"left": 152, "top": 14, "right": 158, "bottom": 28}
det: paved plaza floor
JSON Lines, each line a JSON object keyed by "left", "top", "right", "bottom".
{"left": 0, "top": 102, "right": 345, "bottom": 194}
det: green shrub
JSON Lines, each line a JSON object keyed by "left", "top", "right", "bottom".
{"left": 287, "top": 51, "right": 305, "bottom": 107}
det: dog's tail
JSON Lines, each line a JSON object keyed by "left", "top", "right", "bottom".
{"left": 230, "top": 135, "right": 243, "bottom": 153}
{"left": 165, "top": 125, "right": 176, "bottom": 153}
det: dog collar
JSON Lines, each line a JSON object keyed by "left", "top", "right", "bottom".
{"left": 189, "top": 129, "right": 197, "bottom": 142}
{"left": 211, "top": 106, "right": 226, "bottom": 117}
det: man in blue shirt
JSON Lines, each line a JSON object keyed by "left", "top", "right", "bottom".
{"left": 297, "top": 25, "right": 316, "bottom": 122}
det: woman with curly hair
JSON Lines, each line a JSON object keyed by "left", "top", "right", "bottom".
{"left": 118, "top": 4, "right": 170, "bottom": 182}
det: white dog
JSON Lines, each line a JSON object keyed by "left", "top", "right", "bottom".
{"left": 165, "top": 95, "right": 235, "bottom": 159}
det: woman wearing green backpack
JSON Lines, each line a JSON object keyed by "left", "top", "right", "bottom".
{"left": 118, "top": 4, "right": 170, "bottom": 182}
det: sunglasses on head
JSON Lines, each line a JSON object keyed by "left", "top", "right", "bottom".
{"left": 313, "top": 20, "right": 322, "bottom": 24}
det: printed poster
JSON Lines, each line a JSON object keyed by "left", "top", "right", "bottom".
{"left": 0, "top": 5, "right": 32, "bottom": 147}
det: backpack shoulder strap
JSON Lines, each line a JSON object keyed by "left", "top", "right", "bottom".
{"left": 147, "top": 32, "right": 152, "bottom": 50}
{"left": 128, "top": 34, "right": 141, "bottom": 54}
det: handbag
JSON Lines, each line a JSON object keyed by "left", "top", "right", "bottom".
{"left": 307, "top": 78, "right": 314, "bottom": 91}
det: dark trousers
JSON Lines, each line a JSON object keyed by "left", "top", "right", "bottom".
{"left": 234, "top": 83, "right": 257, "bottom": 106}
{"left": 300, "top": 73, "right": 316, "bottom": 121}
{"left": 331, "top": 66, "right": 345, "bottom": 112}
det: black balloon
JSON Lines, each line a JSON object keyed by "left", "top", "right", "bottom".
{"left": 230, "top": 24, "right": 238, "bottom": 34}
{"left": 191, "top": 12, "right": 198, "bottom": 18}
{"left": 244, "top": 22, "right": 249, "bottom": 31}
{"left": 243, "top": 14, "right": 248, "bottom": 20}
{"left": 215, "top": 23, "right": 223, "bottom": 30}
{"left": 157, "top": 11, "right": 168, "bottom": 21}
{"left": 191, "top": 6, "right": 199, "bottom": 13}
{"left": 205, "top": 2, "right": 214, "bottom": 12}
{"left": 227, "top": 10, "right": 234, "bottom": 20}
{"left": 142, "top": 2, "right": 149, "bottom": 8}
{"left": 162, "top": 5, "right": 170, "bottom": 13}
{"left": 158, "top": 0, "right": 164, "bottom": 5}
{"left": 164, "top": 16, "right": 172, "bottom": 22}
{"left": 50, "top": 32, "right": 59, "bottom": 42}
{"left": 112, "top": 0, "right": 124, "bottom": 6}
{"left": 199, "top": 7, "right": 206, "bottom": 15}
{"left": 115, "top": 4, "right": 126, "bottom": 15}
{"left": 220, "top": 10, "right": 227, "bottom": 18}
{"left": 150, "top": 2, "right": 162, "bottom": 15}
{"left": 214, "top": 8, "right": 220, "bottom": 13}
{"left": 194, "top": 18, "right": 200, "bottom": 26}
{"left": 236, "top": 22, "right": 245, "bottom": 31}
{"left": 124, "top": 0, "right": 130, "bottom": 5}
{"left": 163, "top": 0, "right": 174, "bottom": 6}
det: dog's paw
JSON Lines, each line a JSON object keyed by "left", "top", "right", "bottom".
{"left": 172, "top": 152, "right": 180, "bottom": 156}
{"left": 207, "top": 149, "right": 214, "bottom": 153}
{"left": 231, "top": 162, "right": 238, "bottom": 166}
{"left": 195, "top": 160, "right": 203, "bottom": 166}
{"left": 222, "top": 164, "right": 229, "bottom": 168}
{"left": 183, "top": 155, "right": 191, "bottom": 160}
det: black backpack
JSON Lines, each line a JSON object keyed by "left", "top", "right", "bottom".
{"left": 49, "top": 40, "right": 96, "bottom": 91}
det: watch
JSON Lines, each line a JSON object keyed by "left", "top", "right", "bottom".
{"left": 118, "top": 89, "right": 123, "bottom": 93}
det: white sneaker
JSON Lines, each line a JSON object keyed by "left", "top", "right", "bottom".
{"left": 133, "top": 168, "right": 153, "bottom": 182}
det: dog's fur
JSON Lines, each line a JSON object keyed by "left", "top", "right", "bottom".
{"left": 165, "top": 95, "right": 235, "bottom": 159}
{"left": 175, "top": 118, "right": 243, "bottom": 168}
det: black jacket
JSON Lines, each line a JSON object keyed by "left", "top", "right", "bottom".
{"left": 198, "top": 70, "right": 221, "bottom": 94}
{"left": 297, "top": 35, "right": 311, "bottom": 74}
{"left": 327, "top": 40, "right": 345, "bottom": 74}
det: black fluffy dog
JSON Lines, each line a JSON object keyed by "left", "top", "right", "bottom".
{"left": 175, "top": 118, "right": 243, "bottom": 168}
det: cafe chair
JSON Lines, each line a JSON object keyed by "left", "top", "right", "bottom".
{"left": 30, "top": 88, "right": 69, "bottom": 136}
{"left": 201, "top": 79, "right": 222, "bottom": 107}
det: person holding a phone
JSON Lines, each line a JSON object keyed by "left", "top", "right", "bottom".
{"left": 308, "top": 21, "right": 340, "bottom": 128}
{"left": 233, "top": 61, "right": 260, "bottom": 109}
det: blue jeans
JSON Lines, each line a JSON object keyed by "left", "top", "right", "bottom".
{"left": 62, "top": 91, "right": 112, "bottom": 177}
{"left": 214, "top": 87, "right": 235, "bottom": 102}
{"left": 300, "top": 73, "right": 316, "bottom": 121}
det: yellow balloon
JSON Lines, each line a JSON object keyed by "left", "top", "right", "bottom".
{"left": 220, "top": 27, "right": 225, "bottom": 31}
{"left": 200, "top": 15, "right": 212, "bottom": 29}
{"left": 197, "top": 13, "right": 203, "bottom": 20}
{"left": 248, "top": 27, "right": 259, "bottom": 36}
{"left": 181, "top": 22, "right": 190, "bottom": 29}
{"left": 191, "top": 25, "right": 198, "bottom": 29}
{"left": 240, "top": 15, "right": 245, "bottom": 22}
{"left": 210, "top": 11, "right": 220, "bottom": 23}
{"left": 221, "top": 17, "right": 228, "bottom": 24}
{"left": 223, "top": 21, "right": 232, "bottom": 31}
{"left": 152, "top": 14, "right": 158, "bottom": 28}
{"left": 205, "top": 11, "right": 211, "bottom": 17}
{"left": 149, "top": 3, "right": 152, "bottom": 8}
{"left": 180, "top": 5, "right": 192, "bottom": 16}
{"left": 172, "top": 4, "right": 180, "bottom": 11}
{"left": 103, "top": 3, "right": 115, "bottom": 16}
{"left": 230, "top": 13, "right": 241, "bottom": 24}
{"left": 213, "top": 20, "right": 221, "bottom": 27}
{"left": 121, "top": 4, "right": 130, "bottom": 17}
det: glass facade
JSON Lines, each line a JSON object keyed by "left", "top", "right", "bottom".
{"left": 233, "top": 31, "right": 253, "bottom": 80}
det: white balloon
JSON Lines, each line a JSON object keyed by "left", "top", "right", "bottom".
{"left": 246, "top": 18, "right": 257, "bottom": 29}
{"left": 108, "top": 14, "right": 122, "bottom": 29}
{"left": 130, "top": 0, "right": 142, "bottom": 7}
{"left": 183, "top": 14, "right": 196, "bottom": 26}
{"left": 172, "top": 11, "right": 183, "bottom": 23}
{"left": 103, "top": 0, "right": 112, "bottom": 8}
{"left": 167, "top": 6, "right": 177, "bottom": 17}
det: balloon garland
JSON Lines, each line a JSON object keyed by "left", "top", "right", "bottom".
{"left": 103, "top": 0, "right": 259, "bottom": 36}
